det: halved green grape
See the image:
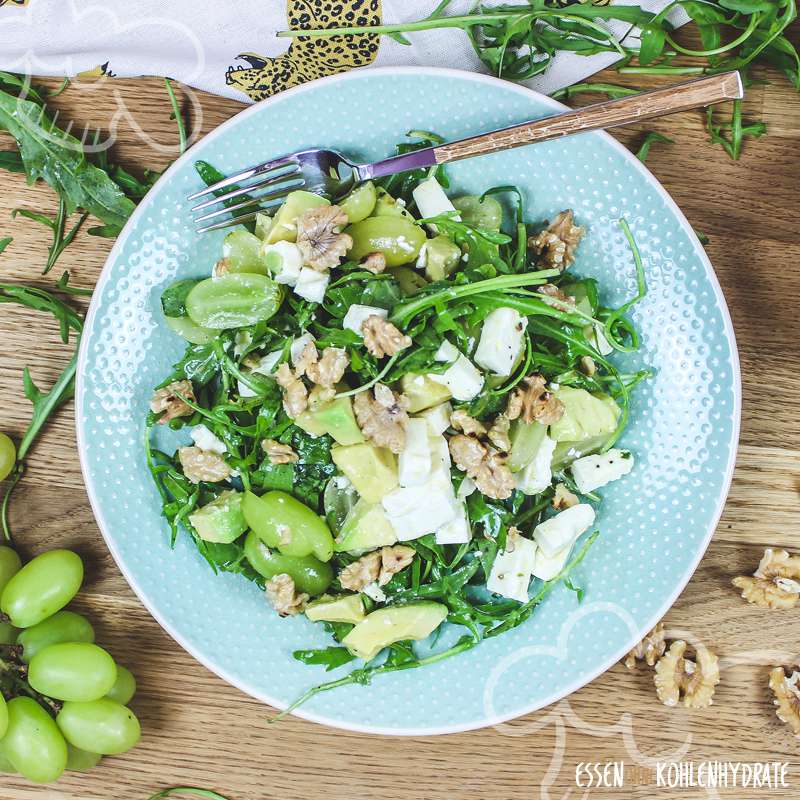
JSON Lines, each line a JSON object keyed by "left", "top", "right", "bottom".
{"left": 105, "top": 665, "right": 136, "bottom": 705}
{"left": 65, "top": 744, "right": 102, "bottom": 772}
{"left": 0, "top": 432, "right": 15, "bottom": 481}
{"left": 0, "top": 694, "right": 7, "bottom": 738}
{"left": 29, "top": 642, "right": 117, "bottom": 702}
{"left": 346, "top": 216, "right": 426, "bottom": 266}
{"left": 242, "top": 490, "right": 334, "bottom": 561}
{"left": 0, "top": 545, "right": 22, "bottom": 595}
{"left": 339, "top": 181, "right": 377, "bottom": 223}
{"left": 3, "top": 697, "right": 68, "bottom": 783}
{"left": 452, "top": 194, "right": 504, "bottom": 231}
{"left": 222, "top": 229, "right": 268, "bottom": 274}
{"left": 164, "top": 315, "right": 216, "bottom": 345}
{"left": 17, "top": 609, "right": 95, "bottom": 663}
{"left": 0, "top": 549, "right": 83, "bottom": 628}
{"left": 57, "top": 699, "right": 141, "bottom": 756}
{"left": 243, "top": 532, "right": 333, "bottom": 596}
{"left": 185, "top": 273, "right": 284, "bottom": 329}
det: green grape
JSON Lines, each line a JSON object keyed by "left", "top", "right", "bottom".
{"left": 346, "top": 216, "right": 426, "bottom": 266}
{"left": 339, "top": 181, "right": 377, "bottom": 223}
{"left": 29, "top": 642, "right": 117, "bottom": 702}
{"left": 0, "top": 740, "right": 16, "bottom": 774}
{"left": 243, "top": 531, "right": 333, "bottom": 596}
{"left": 57, "top": 699, "right": 141, "bottom": 756}
{"left": 452, "top": 194, "right": 504, "bottom": 231}
{"left": 0, "top": 549, "right": 83, "bottom": 628}
{"left": 0, "top": 694, "right": 7, "bottom": 739}
{"left": 105, "top": 664, "right": 136, "bottom": 705}
{"left": 165, "top": 314, "right": 216, "bottom": 345}
{"left": 17, "top": 609, "right": 95, "bottom": 663}
{"left": 65, "top": 743, "right": 102, "bottom": 772}
{"left": 0, "top": 545, "right": 22, "bottom": 595}
{"left": 222, "top": 229, "right": 268, "bottom": 274}
{"left": 0, "top": 432, "right": 15, "bottom": 481}
{"left": 186, "top": 273, "right": 284, "bottom": 329}
{"left": 3, "top": 697, "right": 68, "bottom": 783}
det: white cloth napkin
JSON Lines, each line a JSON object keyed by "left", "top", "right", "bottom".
{"left": 0, "top": 0, "right": 687, "bottom": 102}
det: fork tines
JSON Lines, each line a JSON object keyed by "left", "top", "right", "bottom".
{"left": 188, "top": 154, "right": 306, "bottom": 233}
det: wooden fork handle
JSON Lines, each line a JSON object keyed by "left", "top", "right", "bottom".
{"left": 432, "top": 72, "right": 743, "bottom": 165}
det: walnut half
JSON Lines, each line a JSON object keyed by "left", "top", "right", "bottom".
{"left": 362, "top": 316, "right": 411, "bottom": 359}
{"left": 266, "top": 574, "right": 308, "bottom": 616}
{"left": 506, "top": 374, "right": 564, "bottom": 426}
{"left": 527, "top": 209, "right": 585, "bottom": 272}
{"left": 353, "top": 383, "right": 409, "bottom": 454}
{"left": 296, "top": 205, "right": 352, "bottom": 272}
{"left": 624, "top": 622, "right": 666, "bottom": 670}
{"left": 769, "top": 666, "right": 800, "bottom": 737}
{"left": 448, "top": 434, "right": 515, "bottom": 500}
{"left": 262, "top": 439, "right": 298, "bottom": 465}
{"left": 654, "top": 640, "right": 720, "bottom": 709}
{"left": 339, "top": 545, "right": 415, "bottom": 592}
{"left": 178, "top": 446, "right": 231, "bottom": 484}
{"left": 150, "top": 380, "right": 195, "bottom": 423}
{"left": 733, "top": 548, "right": 800, "bottom": 610}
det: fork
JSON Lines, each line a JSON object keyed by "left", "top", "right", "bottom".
{"left": 189, "top": 71, "right": 742, "bottom": 233}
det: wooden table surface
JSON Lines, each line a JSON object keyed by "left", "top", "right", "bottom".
{"left": 1, "top": 51, "right": 799, "bottom": 800}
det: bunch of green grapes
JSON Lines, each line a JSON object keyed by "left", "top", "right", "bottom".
{"left": 0, "top": 535, "right": 141, "bottom": 783}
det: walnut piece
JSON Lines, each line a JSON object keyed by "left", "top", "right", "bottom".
{"left": 450, "top": 409, "right": 487, "bottom": 437}
{"left": 362, "top": 251, "right": 386, "bottom": 274}
{"left": 654, "top": 640, "right": 720, "bottom": 709}
{"left": 339, "top": 545, "right": 416, "bottom": 591}
{"left": 552, "top": 483, "right": 580, "bottom": 510}
{"left": 732, "top": 548, "right": 800, "bottom": 610}
{"left": 362, "top": 316, "right": 411, "bottom": 359}
{"left": 769, "top": 666, "right": 800, "bottom": 737}
{"left": 624, "top": 622, "right": 666, "bottom": 669}
{"left": 353, "top": 383, "right": 409, "bottom": 453}
{"left": 506, "top": 374, "right": 564, "bottom": 425}
{"left": 307, "top": 346, "right": 349, "bottom": 388}
{"left": 537, "top": 283, "right": 575, "bottom": 305}
{"left": 527, "top": 209, "right": 585, "bottom": 272}
{"left": 178, "top": 446, "right": 231, "bottom": 484}
{"left": 266, "top": 574, "right": 308, "bottom": 616}
{"left": 487, "top": 414, "right": 511, "bottom": 453}
{"left": 275, "top": 363, "right": 308, "bottom": 418}
{"left": 296, "top": 205, "right": 352, "bottom": 272}
{"left": 580, "top": 355, "right": 597, "bottom": 377}
{"left": 293, "top": 340, "right": 319, "bottom": 378}
{"left": 448, "top": 434, "right": 515, "bottom": 500}
{"left": 262, "top": 439, "right": 298, "bottom": 465}
{"left": 150, "top": 380, "right": 196, "bottom": 423}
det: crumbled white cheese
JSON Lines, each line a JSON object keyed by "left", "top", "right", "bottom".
{"left": 531, "top": 545, "right": 571, "bottom": 581}
{"left": 293, "top": 268, "right": 329, "bottom": 303}
{"left": 342, "top": 304, "right": 388, "bottom": 336}
{"left": 474, "top": 307, "right": 528, "bottom": 377}
{"left": 361, "top": 582, "right": 387, "bottom": 603}
{"left": 533, "top": 504, "right": 596, "bottom": 557}
{"left": 487, "top": 531, "right": 537, "bottom": 602}
{"left": 190, "top": 425, "right": 226, "bottom": 455}
{"left": 435, "top": 501, "right": 471, "bottom": 545}
{"left": 416, "top": 401, "right": 453, "bottom": 437}
{"left": 382, "top": 484, "right": 457, "bottom": 540}
{"left": 428, "top": 340, "right": 484, "bottom": 401}
{"left": 571, "top": 449, "right": 634, "bottom": 494}
{"left": 398, "top": 419, "right": 432, "bottom": 487}
{"left": 261, "top": 240, "right": 304, "bottom": 286}
{"left": 515, "top": 434, "right": 557, "bottom": 495}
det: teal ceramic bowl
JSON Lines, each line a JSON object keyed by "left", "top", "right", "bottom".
{"left": 76, "top": 67, "right": 740, "bottom": 735}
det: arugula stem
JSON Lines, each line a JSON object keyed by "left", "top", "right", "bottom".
{"left": 165, "top": 78, "right": 188, "bottom": 155}
{"left": 665, "top": 13, "right": 759, "bottom": 58}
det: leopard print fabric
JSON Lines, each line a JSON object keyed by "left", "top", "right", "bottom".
{"left": 226, "top": 0, "right": 381, "bottom": 101}
{"left": 0, "top": 0, "right": 31, "bottom": 6}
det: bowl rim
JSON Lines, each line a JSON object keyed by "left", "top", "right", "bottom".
{"left": 75, "top": 64, "right": 742, "bottom": 736}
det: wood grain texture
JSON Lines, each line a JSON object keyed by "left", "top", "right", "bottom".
{"left": 1, "top": 38, "right": 799, "bottom": 800}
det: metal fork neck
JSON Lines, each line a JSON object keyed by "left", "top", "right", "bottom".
{"left": 359, "top": 147, "right": 438, "bottom": 181}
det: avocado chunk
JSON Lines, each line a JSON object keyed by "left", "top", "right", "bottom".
{"left": 311, "top": 396, "right": 364, "bottom": 446}
{"left": 335, "top": 498, "right": 398, "bottom": 554}
{"left": 305, "top": 593, "right": 366, "bottom": 624}
{"left": 422, "top": 235, "right": 462, "bottom": 281}
{"left": 401, "top": 373, "right": 452, "bottom": 413}
{"left": 188, "top": 490, "right": 247, "bottom": 543}
{"left": 548, "top": 387, "right": 620, "bottom": 443}
{"left": 551, "top": 434, "right": 613, "bottom": 471}
{"left": 331, "top": 443, "right": 398, "bottom": 503}
{"left": 293, "top": 410, "right": 328, "bottom": 438}
{"left": 508, "top": 419, "right": 548, "bottom": 473}
{"left": 265, "top": 190, "right": 329, "bottom": 244}
{"left": 342, "top": 602, "right": 449, "bottom": 661}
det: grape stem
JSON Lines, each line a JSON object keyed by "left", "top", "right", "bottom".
{"left": 0, "top": 650, "right": 63, "bottom": 717}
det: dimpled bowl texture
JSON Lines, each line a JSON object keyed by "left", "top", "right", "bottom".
{"left": 76, "top": 67, "right": 740, "bottom": 735}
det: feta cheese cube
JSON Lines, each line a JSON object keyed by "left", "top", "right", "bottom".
{"left": 435, "top": 501, "right": 471, "bottom": 544}
{"left": 342, "top": 304, "right": 388, "bottom": 336}
{"left": 532, "top": 544, "right": 571, "bottom": 581}
{"left": 416, "top": 401, "right": 452, "bottom": 436}
{"left": 398, "top": 419, "right": 432, "bottom": 487}
{"left": 515, "top": 434, "right": 557, "bottom": 495}
{"left": 412, "top": 177, "right": 459, "bottom": 224}
{"left": 290, "top": 333, "right": 315, "bottom": 365}
{"left": 428, "top": 434, "right": 452, "bottom": 478}
{"left": 533, "top": 504, "right": 595, "bottom": 557}
{"left": 293, "top": 268, "right": 329, "bottom": 303}
{"left": 383, "top": 486, "right": 457, "bottom": 540}
{"left": 261, "top": 240, "right": 304, "bottom": 286}
{"left": 474, "top": 307, "right": 528, "bottom": 377}
{"left": 428, "top": 340, "right": 484, "bottom": 401}
{"left": 571, "top": 448, "right": 634, "bottom": 494}
{"left": 190, "top": 424, "right": 226, "bottom": 455}
{"left": 487, "top": 530, "right": 537, "bottom": 602}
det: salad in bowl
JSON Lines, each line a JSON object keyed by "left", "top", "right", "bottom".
{"left": 145, "top": 138, "right": 648, "bottom": 713}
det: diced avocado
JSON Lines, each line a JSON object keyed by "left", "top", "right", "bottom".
{"left": 551, "top": 434, "right": 612, "bottom": 471}
{"left": 188, "top": 490, "right": 247, "bottom": 543}
{"left": 508, "top": 420, "right": 548, "bottom": 473}
{"left": 331, "top": 443, "right": 398, "bottom": 503}
{"left": 372, "top": 187, "right": 413, "bottom": 218}
{"left": 305, "top": 593, "right": 366, "bottom": 624}
{"left": 549, "top": 386, "right": 620, "bottom": 443}
{"left": 335, "top": 498, "right": 398, "bottom": 554}
{"left": 390, "top": 266, "right": 428, "bottom": 296}
{"left": 401, "top": 373, "right": 452, "bottom": 413}
{"left": 223, "top": 229, "right": 268, "bottom": 274}
{"left": 265, "top": 191, "right": 329, "bottom": 244}
{"left": 311, "top": 396, "right": 364, "bottom": 446}
{"left": 342, "top": 602, "right": 448, "bottom": 661}
{"left": 293, "top": 410, "right": 327, "bottom": 438}
{"left": 339, "top": 181, "right": 377, "bottom": 223}
{"left": 422, "top": 235, "right": 462, "bottom": 281}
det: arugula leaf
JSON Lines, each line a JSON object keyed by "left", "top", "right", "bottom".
{"left": 12, "top": 199, "right": 88, "bottom": 274}
{"left": 635, "top": 131, "right": 675, "bottom": 162}
{"left": 147, "top": 788, "right": 232, "bottom": 800}
{"left": 161, "top": 279, "right": 199, "bottom": 318}
{"left": 293, "top": 646, "right": 358, "bottom": 671}
{"left": 0, "top": 237, "right": 10, "bottom": 255}
{"left": 0, "top": 150, "right": 24, "bottom": 174}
